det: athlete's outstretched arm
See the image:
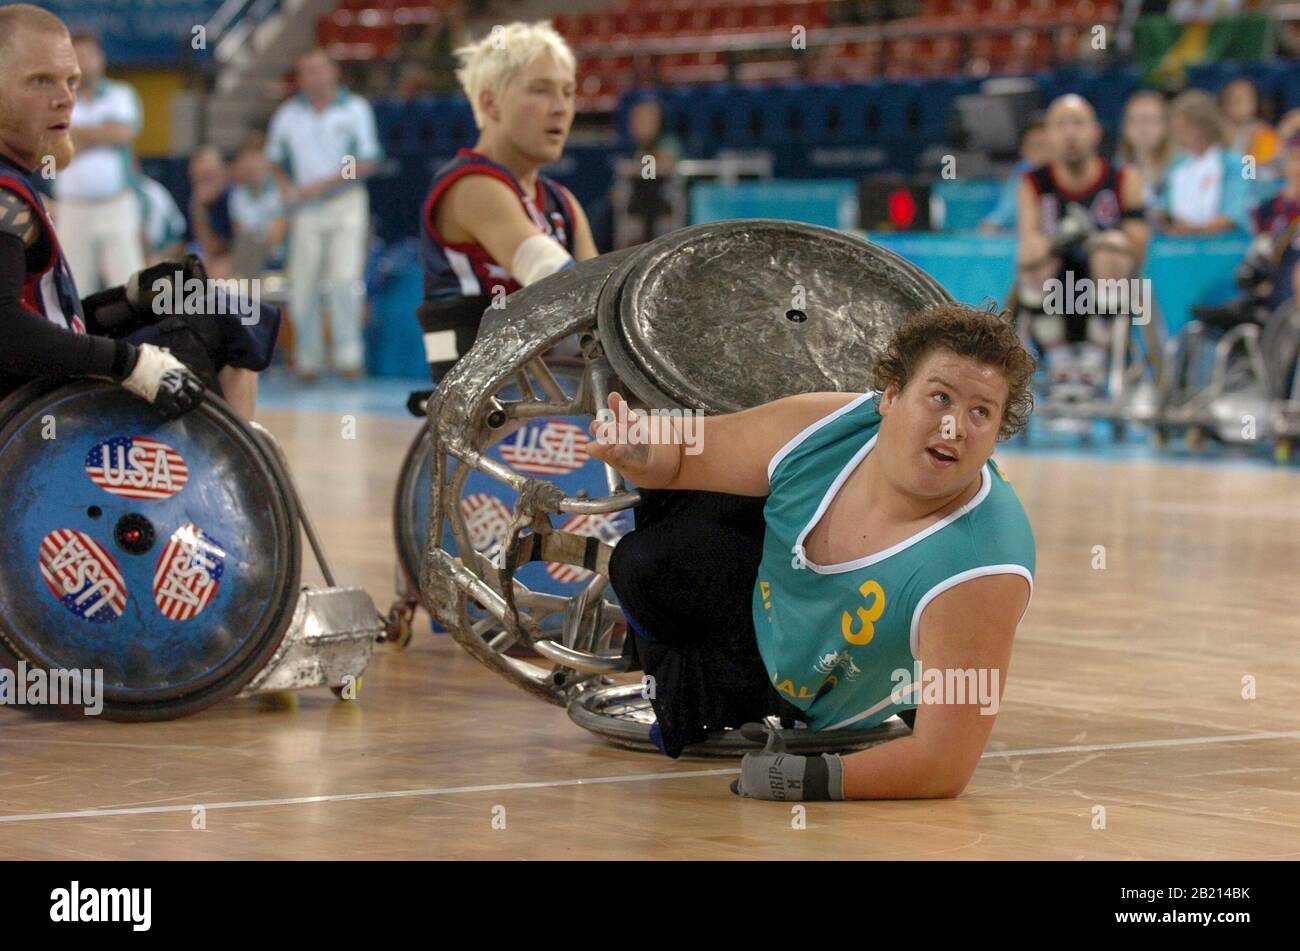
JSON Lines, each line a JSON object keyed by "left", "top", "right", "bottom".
{"left": 837, "top": 573, "right": 1030, "bottom": 799}
{"left": 586, "top": 389, "right": 861, "bottom": 497}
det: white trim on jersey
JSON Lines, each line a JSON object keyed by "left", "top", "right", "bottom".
{"left": 765, "top": 390, "right": 877, "bottom": 486}
{"left": 39, "top": 271, "right": 75, "bottom": 331}
{"left": 445, "top": 247, "right": 482, "bottom": 297}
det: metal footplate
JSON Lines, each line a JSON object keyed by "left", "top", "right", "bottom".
{"left": 238, "top": 586, "right": 380, "bottom": 696}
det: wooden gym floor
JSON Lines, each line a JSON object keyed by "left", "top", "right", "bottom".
{"left": 1, "top": 396, "right": 1299, "bottom": 860}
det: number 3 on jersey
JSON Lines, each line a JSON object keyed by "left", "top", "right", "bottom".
{"left": 841, "top": 579, "right": 886, "bottom": 646}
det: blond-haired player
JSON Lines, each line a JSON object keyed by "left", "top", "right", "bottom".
{"left": 418, "top": 21, "right": 598, "bottom": 381}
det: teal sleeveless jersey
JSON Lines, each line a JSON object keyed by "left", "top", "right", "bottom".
{"left": 752, "top": 392, "right": 1035, "bottom": 731}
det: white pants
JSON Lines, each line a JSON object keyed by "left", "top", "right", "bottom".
{"left": 55, "top": 190, "right": 145, "bottom": 296}
{"left": 287, "top": 186, "right": 369, "bottom": 374}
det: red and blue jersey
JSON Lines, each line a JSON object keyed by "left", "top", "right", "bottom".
{"left": 419, "top": 148, "right": 577, "bottom": 302}
{"left": 0, "top": 155, "right": 86, "bottom": 334}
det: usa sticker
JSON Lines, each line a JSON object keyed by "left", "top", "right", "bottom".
{"left": 153, "top": 523, "right": 226, "bottom": 621}
{"left": 546, "top": 511, "right": 630, "bottom": 584}
{"left": 498, "top": 419, "right": 589, "bottom": 476}
{"left": 460, "top": 493, "right": 513, "bottom": 558}
{"left": 39, "top": 529, "right": 127, "bottom": 624}
{"left": 85, "top": 436, "right": 189, "bottom": 500}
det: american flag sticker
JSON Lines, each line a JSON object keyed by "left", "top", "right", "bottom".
{"left": 85, "top": 436, "right": 189, "bottom": 500}
{"left": 152, "top": 523, "right": 226, "bottom": 622}
{"left": 498, "top": 419, "right": 589, "bottom": 476}
{"left": 545, "top": 512, "right": 629, "bottom": 584}
{"left": 38, "top": 529, "right": 128, "bottom": 624}
{"left": 460, "top": 493, "right": 513, "bottom": 553}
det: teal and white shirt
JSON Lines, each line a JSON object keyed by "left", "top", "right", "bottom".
{"left": 753, "top": 392, "right": 1035, "bottom": 731}
{"left": 229, "top": 176, "right": 284, "bottom": 241}
{"left": 134, "top": 175, "right": 186, "bottom": 254}
{"left": 55, "top": 79, "right": 142, "bottom": 200}
{"left": 266, "top": 88, "right": 382, "bottom": 194}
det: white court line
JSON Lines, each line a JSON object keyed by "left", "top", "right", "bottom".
{"left": 0, "top": 769, "right": 739, "bottom": 824}
{"left": 981, "top": 730, "right": 1300, "bottom": 758}
{"left": 1, "top": 730, "right": 1297, "bottom": 825}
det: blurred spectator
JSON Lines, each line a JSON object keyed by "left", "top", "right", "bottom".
{"left": 132, "top": 172, "right": 186, "bottom": 266}
{"left": 267, "top": 48, "right": 381, "bottom": 380}
{"left": 1219, "top": 78, "right": 1279, "bottom": 171}
{"left": 53, "top": 32, "right": 144, "bottom": 294}
{"left": 980, "top": 116, "right": 1050, "bottom": 235}
{"left": 614, "top": 97, "right": 684, "bottom": 248}
{"left": 1118, "top": 90, "right": 1175, "bottom": 212}
{"left": 1246, "top": 133, "right": 1300, "bottom": 315}
{"left": 1015, "top": 95, "right": 1148, "bottom": 412}
{"left": 227, "top": 132, "right": 286, "bottom": 279}
{"left": 187, "top": 146, "right": 234, "bottom": 278}
{"left": 1159, "top": 89, "right": 1250, "bottom": 234}
{"left": 1185, "top": 136, "right": 1300, "bottom": 338}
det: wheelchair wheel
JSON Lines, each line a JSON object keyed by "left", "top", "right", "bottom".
{"left": 567, "top": 683, "right": 912, "bottom": 757}
{"left": 0, "top": 380, "right": 302, "bottom": 721}
{"left": 393, "top": 360, "right": 630, "bottom": 653}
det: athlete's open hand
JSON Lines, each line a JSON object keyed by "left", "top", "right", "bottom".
{"left": 587, "top": 391, "right": 679, "bottom": 486}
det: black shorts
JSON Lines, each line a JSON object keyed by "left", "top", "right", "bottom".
{"left": 608, "top": 488, "right": 795, "bottom": 758}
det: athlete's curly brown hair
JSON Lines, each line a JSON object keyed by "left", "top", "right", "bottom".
{"left": 870, "top": 303, "right": 1036, "bottom": 439}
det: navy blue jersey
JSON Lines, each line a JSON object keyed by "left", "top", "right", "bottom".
{"left": 419, "top": 148, "right": 577, "bottom": 302}
{"left": 0, "top": 155, "right": 86, "bottom": 334}
{"left": 1026, "top": 158, "right": 1130, "bottom": 237}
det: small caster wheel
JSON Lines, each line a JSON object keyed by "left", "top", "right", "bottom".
{"left": 379, "top": 602, "right": 415, "bottom": 650}
{"left": 1186, "top": 426, "right": 1206, "bottom": 452}
{"left": 331, "top": 676, "right": 362, "bottom": 701}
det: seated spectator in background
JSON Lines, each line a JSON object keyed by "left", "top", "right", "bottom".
{"left": 227, "top": 132, "right": 287, "bottom": 279}
{"left": 1016, "top": 95, "right": 1148, "bottom": 410}
{"left": 1220, "top": 77, "right": 1279, "bottom": 174}
{"left": 133, "top": 172, "right": 186, "bottom": 266}
{"left": 187, "top": 146, "right": 234, "bottom": 278}
{"left": 1158, "top": 90, "right": 1251, "bottom": 235}
{"left": 1247, "top": 133, "right": 1300, "bottom": 316}
{"left": 980, "top": 116, "right": 1050, "bottom": 235}
{"left": 1117, "top": 90, "right": 1175, "bottom": 214}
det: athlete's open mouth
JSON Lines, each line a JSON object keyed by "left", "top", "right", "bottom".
{"left": 927, "top": 446, "right": 958, "bottom": 464}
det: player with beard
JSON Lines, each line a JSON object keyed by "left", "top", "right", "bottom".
{"left": 0, "top": 4, "right": 276, "bottom": 420}
{"left": 417, "top": 21, "right": 598, "bottom": 381}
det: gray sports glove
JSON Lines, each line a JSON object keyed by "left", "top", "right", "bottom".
{"left": 729, "top": 722, "right": 845, "bottom": 801}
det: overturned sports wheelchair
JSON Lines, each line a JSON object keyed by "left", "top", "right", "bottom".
{"left": 415, "top": 219, "right": 948, "bottom": 755}
{"left": 0, "top": 264, "right": 380, "bottom": 722}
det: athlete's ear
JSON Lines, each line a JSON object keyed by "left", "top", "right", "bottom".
{"left": 879, "top": 380, "right": 900, "bottom": 416}
{"left": 480, "top": 88, "right": 499, "bottom": 124}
